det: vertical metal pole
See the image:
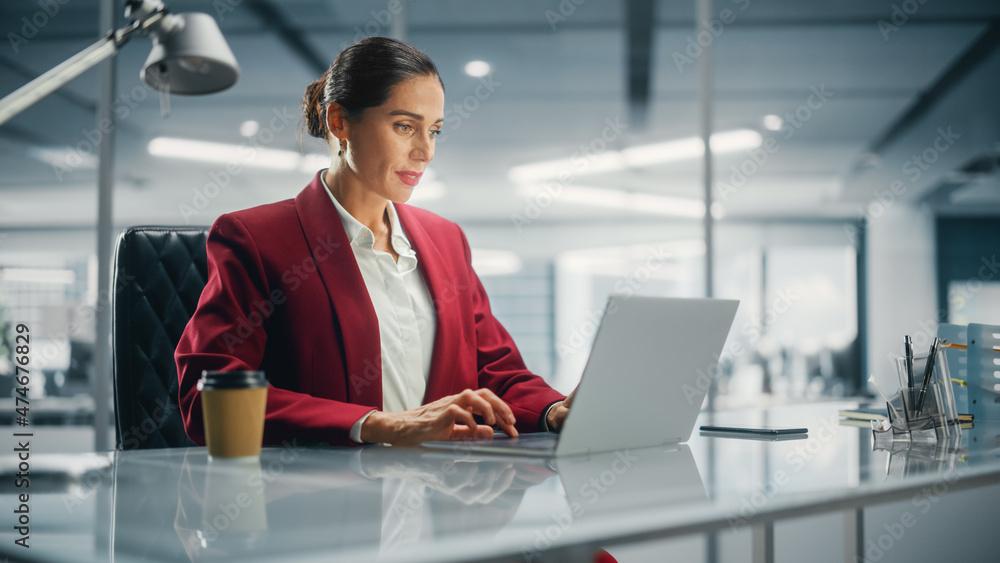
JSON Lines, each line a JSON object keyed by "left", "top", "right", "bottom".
{"left": 705, "top": 408, "right": 718, "bottom": 563}
{"left": 856, "top": 218, "right": 868, "bottom": 395}
{"left": 93, "top": 0, "right": 116, "bottom": 452}
{"left": 390, "top": 0, "right": 408, "bottom": 41}
{"left": 698, "top": 9, "right": 721, "bottom": 561}
{"left": 844, "top": 508, "right": 864, "bottom": 563}
{"left": 699, "top": 0, "right": 718, "bottom": 415}
{"left": 699, "top": 0, "right": 714, "bottom": 300}
{"left": 752, "top": 522, "right": 775, "bottom": 563}
{"left": 760, "top": 249, "right": 770, "bottom": 393}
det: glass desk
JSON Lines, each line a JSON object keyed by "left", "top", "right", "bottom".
{"left": 2, "top": 401, "right": 999, "bottom": 563}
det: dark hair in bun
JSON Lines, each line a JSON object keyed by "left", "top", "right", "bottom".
{"left": 302, "top": 37, "right": 444, "bottom": 142}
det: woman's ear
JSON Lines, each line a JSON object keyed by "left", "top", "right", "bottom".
{"left": 326, "top": 102, "right": 348, "bottom": 141}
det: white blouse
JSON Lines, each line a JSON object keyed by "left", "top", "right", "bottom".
{"left": 319, "top": 171, "right": 437, "bottom": 442}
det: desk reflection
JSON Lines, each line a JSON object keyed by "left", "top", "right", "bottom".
{"left": 872, "top": 421, "right": 1000, "bottom": 479}
{"left": 171, "top": 446, "right": 553, "bottom": 561}
{"left": 174, "top": 455, "right": 269, "bottom": 560}
{"left": 106, "top": 443, "right": 707, "bottom": 562}
{"left": 9, "top": 404, "right": 999, "bottom": 563}
{"left": 555, "top": 444, "right": 705, "bottom": 518}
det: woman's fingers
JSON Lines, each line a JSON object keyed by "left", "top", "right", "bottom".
{"left": 478, "top": 389, "right": 517, "bottom": 425}
{"left": 499, "top": 419, "right": 518, "bottom": 438}
{"left": 455, "top": 389, "right": 498, "bottom": 425}
{"left": 563, "top": 387, "right": 577, "bottom": 408}
{"left": 445, "top": 389, "right": 518, "bottom": 438}
{"left": 470, "top": 389, "right": 518, "bottom": 437}
{"left": 391, "top": 389, "right": 525, "bottom": 444}
{"left": 450, "top": 424, "right": 495, "bottom": 441}
{"left": 443, "top": 404, "right": 494, "bottom": 440}
{"left": 445, "top": 403, "right": 480, "bottom": 432}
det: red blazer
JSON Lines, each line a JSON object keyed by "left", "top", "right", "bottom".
{"left": 175, "top": 171, "right": 565, "bottom": 446}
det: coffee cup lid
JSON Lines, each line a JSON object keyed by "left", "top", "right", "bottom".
{"left": 198, "top": 370, "right": 267, "bottom": 391}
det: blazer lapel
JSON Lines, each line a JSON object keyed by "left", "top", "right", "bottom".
{"left": 294, "top": 171, "right": 382, "bottom": 408}
{"left": 395, "top": 204, "right": 463, "bottom": 403}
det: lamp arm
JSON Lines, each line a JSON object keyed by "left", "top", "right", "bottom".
{"left": 0, "top": 15, "right": 151, "bottom": 127}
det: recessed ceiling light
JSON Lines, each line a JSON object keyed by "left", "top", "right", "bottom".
{"left": 464, "top": 60, "right": 491, "bottom": 77}
{"left": 240, "top": 120, "right": 259, "bottom": 137}
{"left": 762, "top": 114, "right": 783, "bottom": 131}
{"left": 508, "top": 129, "right": 763, "bottom": 183}
{"left": 148, "top": 137, "right": 327, "bottom": 173}
{"left": 28, "top": 147, "right": 97, "bottom": 169}
{"left": 516, "top": 184, "right": 707, "bottom": 218}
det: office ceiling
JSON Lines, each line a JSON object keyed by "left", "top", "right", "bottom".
{"left": 1, "top": 0, "right": 999, "bottom": 231}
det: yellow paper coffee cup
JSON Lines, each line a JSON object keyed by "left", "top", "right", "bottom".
{"left": 198, "top": 370, "right": 268, "bottom": 459}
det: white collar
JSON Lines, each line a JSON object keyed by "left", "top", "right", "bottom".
{"left": 320, "top": 169, "right": 414, "bottom": 255}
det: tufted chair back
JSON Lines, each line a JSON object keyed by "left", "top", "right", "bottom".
{"left": 112, "top": 226, "right": 209, "bottom": 450}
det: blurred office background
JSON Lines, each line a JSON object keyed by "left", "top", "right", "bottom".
{"left": 2, "top": 1, "right": 1000, "bottom": 442}
{"left": 3, "top": 2, "right": 1000, "bottom": 562}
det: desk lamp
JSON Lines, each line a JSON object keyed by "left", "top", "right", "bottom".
{"left": 0, "top": 0, "right": 240, "bottom": 124}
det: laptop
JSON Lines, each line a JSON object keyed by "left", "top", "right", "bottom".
{"left": 422, "top": 295, "right": 739, "bottom": 457}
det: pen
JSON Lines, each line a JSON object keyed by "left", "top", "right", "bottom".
{"left": 904, "top": 335, "right": 915, "bottom": 411}
{"left": 915, "top": 337, "right": 939, "bottom": 416}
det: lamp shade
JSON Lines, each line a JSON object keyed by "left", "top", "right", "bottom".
{"left": 141, "top": 12, "right": 239, "bottom": 95}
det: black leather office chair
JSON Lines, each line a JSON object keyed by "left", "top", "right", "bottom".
{"left": 112, "top": 226, "right": 209, "bottom": 450}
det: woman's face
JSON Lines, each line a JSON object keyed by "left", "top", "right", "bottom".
{"left": 343, "top": 74, "right": 444, "bottom": 203}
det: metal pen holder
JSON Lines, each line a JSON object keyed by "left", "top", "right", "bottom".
{"left": 872, "top": 349, "right": 961, "bottom": 444}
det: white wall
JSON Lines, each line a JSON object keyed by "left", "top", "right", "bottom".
{"left": 865, "top": 205, "right": 938, "bottom": 392}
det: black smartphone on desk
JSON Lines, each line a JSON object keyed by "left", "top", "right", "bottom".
{"left": 699, "top": 425, "right": 808, "bottom": 436}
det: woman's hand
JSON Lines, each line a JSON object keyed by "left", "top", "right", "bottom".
{"left": 360, "top": 388, "right": 518, "bottom": 446}
{"left": 545, "top": 387, "right": 576, "bottom": 432}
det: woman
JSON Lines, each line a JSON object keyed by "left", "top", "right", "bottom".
{"left": 175, "top": 37, "right": 572, "bottom": 447}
